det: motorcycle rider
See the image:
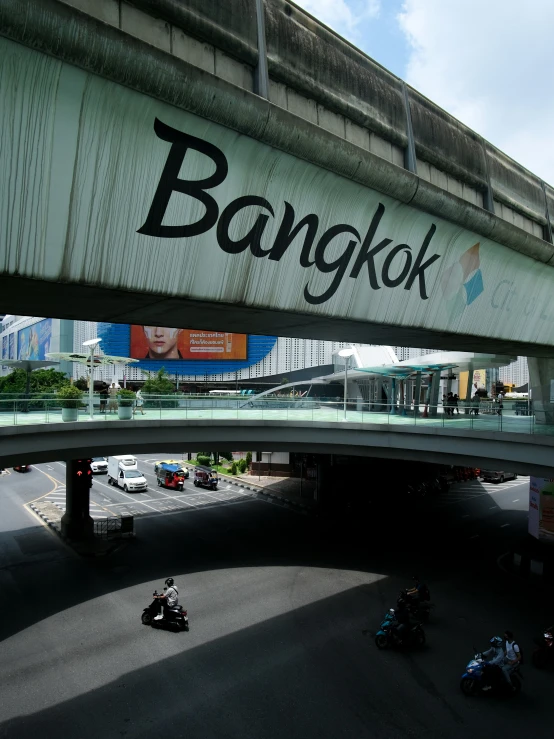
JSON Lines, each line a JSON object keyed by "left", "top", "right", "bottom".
{"left": 481, "top": 636, "right": 506, "bottom": 690}
{"left": 502, "top": 630, "right": 521, "bottom": 689}
{"left": 407, "top": 575, "right": 430, "bottom": 603}
{"left": 392, "top": 598, "right": 411, "bottom": 644}
{"left": 154, "top": 577, "right": 179, "bottom": 620}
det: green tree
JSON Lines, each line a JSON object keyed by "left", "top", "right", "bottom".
{"left": 142, "top": 367, "right": 174, "bottom": 395}
{"left": 230, "top": 461, "right": 238, "bottom": 475}
{"left": 219, "top": 451, "right": 234, "bottom": 462}
{"left": 245, "top": 451, "right": 252, "bottom": 467}
{"left": 238, "top": 458, "right": 247, "bottom": 474}
{"left": 73, "top": 376, "right": 89, "bottom": 391}
{"left": 197, "top": 454, "right": 211, "bottom": 467}
{"left": 0, "top": 367, "right": 70, "bottom": 394}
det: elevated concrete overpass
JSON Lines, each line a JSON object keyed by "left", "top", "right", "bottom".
{"left": 1, "top": 0, "right": 554, "bottom": 363}
{"left": 1, "top": 417, "right": 553, "bottom": 478}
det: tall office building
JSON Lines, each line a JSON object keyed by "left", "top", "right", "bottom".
{"left": 498, "top": 356, "right": 529, "bottom": 388}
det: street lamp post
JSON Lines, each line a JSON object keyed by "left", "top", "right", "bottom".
{"left": 338, "top": 348, "right": 356, "bottom": 421}
{"left": 83, "top": 338, "right": 101, "bottom": 421}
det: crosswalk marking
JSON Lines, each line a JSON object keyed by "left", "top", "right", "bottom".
{"left": 435, "top": 477, "right": 528, "bottom": 507}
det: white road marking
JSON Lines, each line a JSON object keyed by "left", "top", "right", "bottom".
{"left": 461, "top": 514, "right": 470, "bottom": 518}
{"left": 500, "top": 523, "right": 510, "bottom": 528}
{"left": 91, "top": 476, "right": 160, "bottom": 512}
{"left": 489, "top": 506, "right": 496, "bottom": 509}
{"left": 513, "top": 499, "right": 520, "bottom": 502}
{"left": 470, "top": 534, "right": 479, "bottom": 539}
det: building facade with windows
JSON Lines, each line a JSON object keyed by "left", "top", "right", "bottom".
{"left": 2, "top": 315, "right": 529, "bottom": 391}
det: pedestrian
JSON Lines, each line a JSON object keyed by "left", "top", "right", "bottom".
{"left": 471, "top": 393, "right": 480, "bottom": 416}
{"left": 108, "top": 382, "right": 118, "bottom": 414}
{"left": 99, "top": 383, "right": 108, "bottom": 414}
{"left": 452, "top": 394, "right": 459, "bottom": 414}
{"left": 447, "top": 391, "right": 455, "bottom": 416}
{"left": 134, "top": 386, "right": 146, "bottom": 416}
{"left": 497, "top": 390, "right": 504, "bottom": 416}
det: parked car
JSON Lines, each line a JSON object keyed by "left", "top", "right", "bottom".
{"left": 480, "top": 470, "right": 518, "bottom": 483}
{"left": 154, "top": 459, "right": 189, "bottom": 478}
{"left": 90, "top": 457, "right": 108, "bottom": 474}
{"left": 13, "top": 465, "right": 30, "bottom": 473}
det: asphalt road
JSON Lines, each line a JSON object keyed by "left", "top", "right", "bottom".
{"left": 0, "top": 466, "right": 553, "bottom": 739}
{"left": 28, "top": 455, "right": 254, "bottom": 520}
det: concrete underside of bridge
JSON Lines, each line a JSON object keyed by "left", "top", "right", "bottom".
{"left": 1, "top": 420, "right": 553, "bottom": 478}
{"left": 2, "top": 275, "right": 554, "bottom": 358}
{"left": 1, "top": 1, "right": 554, "bottom": 358}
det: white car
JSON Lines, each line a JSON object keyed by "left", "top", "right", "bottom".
{"left": 90, "top": 457, "right": 108, "bottom": 474}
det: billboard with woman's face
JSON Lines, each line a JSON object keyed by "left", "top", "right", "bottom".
{"left": 130, "top": 326, "right": 247, "bottom": 361}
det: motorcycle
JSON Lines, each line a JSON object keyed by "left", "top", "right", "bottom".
{"left": 532, "top": 628, "right": 554, "bottom": 669}
{"left": 398, "top": 590, "right": 433, "bottom": 623}
{"left": 142, "top": 590, "right": 189, "bottom": 631}
{"left": 375, "top": 608, "right": 426, "bottom": 649}
{"left": 460, "top": 651, "right": 522, "bottom": 696}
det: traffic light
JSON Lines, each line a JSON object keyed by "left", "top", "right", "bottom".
{"left": 73, "top": 458, "right": 93, "bottom": 490}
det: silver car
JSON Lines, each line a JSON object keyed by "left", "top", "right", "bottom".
{"left": 481, "top": 470, "right": 518, "bottom": 484}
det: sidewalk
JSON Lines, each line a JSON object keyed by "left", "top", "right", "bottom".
{"left": 27, "top": 501, "right": 131, "bottom": 557}
{"left": 216, "top": 471, "right": 317, "bottom": 512}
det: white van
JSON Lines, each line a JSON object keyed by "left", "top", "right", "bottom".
{"left": 107, "top": 455, "right": 148, "bottom": 492}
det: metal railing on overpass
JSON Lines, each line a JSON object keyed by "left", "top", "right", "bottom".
{"left": 0, "top": 396, "right": 550, "bottom": 437}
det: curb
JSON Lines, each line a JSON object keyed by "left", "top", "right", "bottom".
{"left": 497, "top": 550, "right": 553, "bottom": 586}
{"left": 29, "top": 503, "right": 66, "bottom": 539}
{"left": 28, "top": 503, "right": 127, "bottom": 557}
{"left": 200, "top": 469, "right": 314, "bottom": 515}
{"left": 222, "top": 475, "right": 313, "bottom": 515}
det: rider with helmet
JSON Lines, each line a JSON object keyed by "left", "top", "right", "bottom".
{"left": 481, "top": 636, "right": 506, "bottom": 690}
{"left": 392, "top": 597, "right": 411, "bottom": 644}
{"left": 154, "top": 577, "right": 179, "bottom": 620}
{"left": 407, "top": 575, "right": 430, "bottom": 603}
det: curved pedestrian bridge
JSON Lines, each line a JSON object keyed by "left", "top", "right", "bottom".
{"left": 0, "top": 396, "right": 548, "bottom": 434}
{"left": 1, "top": 400, "right": 553, "bottom": 476}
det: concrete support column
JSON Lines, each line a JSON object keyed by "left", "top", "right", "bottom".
{"left": 399, "top": 379, "right": 406, "bottom": 415}
{"left": 429, "top": 371, "right": 441, "bottom": 417}
{"left": 390, "top": 378, "right": 397, "bottom": 414}
{"left": 405, "top": 379, "right": 412, "bottom": 412}
{"left": 61, "top": 459, "right": 94, "bottom": 540}
{"left": 528, "top": 357, "right": 554, "bottom": 424}
{"left": 461, "top": 371, "right": 472, "bottom": 412}
{"left": 413, "top": 371, "right": 422, "bottom": 416}
{"left": 351, "top": 380, "right": 364, "bottom": 410}
{"left": 375, "top": 378, "right": 384, "bottom": 412}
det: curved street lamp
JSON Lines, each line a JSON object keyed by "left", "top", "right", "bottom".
{"left": 82, "top": 338, "right": 102, "bottom": 420}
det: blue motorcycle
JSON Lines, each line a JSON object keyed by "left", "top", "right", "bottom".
{"left": 375, "top": 609, "right": 426, "bottom": 650}
{"left": 460, "top": 651, "right": 522, "bottom": 696}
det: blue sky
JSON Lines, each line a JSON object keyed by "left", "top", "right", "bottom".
{"left": 296, "top": 0, "right": 408, "bottom": 77}
{"left": 294, "top": 0, "right": 554, "bottom": 186}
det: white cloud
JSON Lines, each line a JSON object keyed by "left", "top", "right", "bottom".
{"left": 294, "top": 0, "right": 381, "bottom": 43}
{"left": 398, "top": 0, "right": 554, "bottom": 185}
